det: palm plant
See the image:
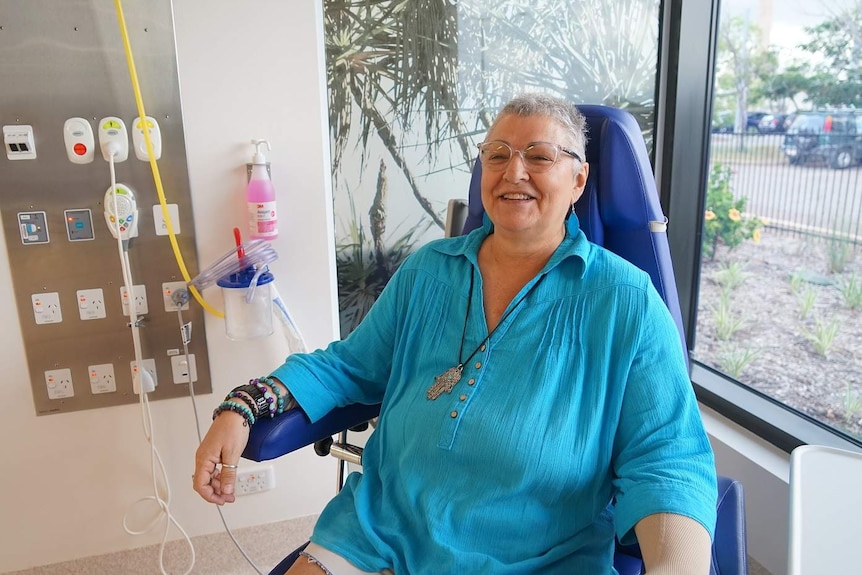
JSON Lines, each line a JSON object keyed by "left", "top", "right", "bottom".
{"left": 458, "top": 0, "right": 660, "bottom": 137}
{"left": 326, "top": 0, "right": 663, "bottom": 330}
{"left": 325, "top": 0, "right": 468, "bottom": 229}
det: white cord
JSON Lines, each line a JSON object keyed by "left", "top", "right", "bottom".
{"left": 174, "top": 305, "right": 267, "bottom": 575}
{"left": 107, "top": 152, "right": 196, "bottom": 575}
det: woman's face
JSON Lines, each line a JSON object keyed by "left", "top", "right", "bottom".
{"left": 480, "top": 114, "right": 588, "bottom": 241}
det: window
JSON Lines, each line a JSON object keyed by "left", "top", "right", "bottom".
{"left": 323, "top": 0, "right": 662, "bottom": 335}
{"left": 667, "top": 0, "right": 862, "bottom": 449}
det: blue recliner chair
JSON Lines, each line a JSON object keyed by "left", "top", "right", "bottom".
{"left": 243, "top": 105, "right": 748, "bottom": 575}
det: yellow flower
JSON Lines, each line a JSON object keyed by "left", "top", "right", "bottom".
{"left": 705, "top": 210, "right": 716, "bottom": 221}
{"left": 753, "top": 228, "right": 761, "bottom": 243}
{"left": 728, "top": 208, "right": 741, "bottom": 221}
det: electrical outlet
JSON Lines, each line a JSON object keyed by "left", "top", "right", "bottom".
{"left": 88, "top": 363, "right": 116, "bottom": 394}
{"left": 120, "top": 284, "right": 148, "bottom": 316}
{"left": 130, "top": 358, "right": 157, "bottom": 394}
{"left": 235, "top": 465, "right": 276, "bottom": 496}
{"left": 77, "top": 288, "right": 106, "bottom": 320}
{"left": 45, "top": 368, "right": 74, "bottom": 399}
{"left": 32, "top": 292, "right": 62, "bottom": 324}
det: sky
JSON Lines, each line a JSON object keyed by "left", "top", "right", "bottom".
{"left": 719, "top": 0, "right": 859, "bottom": 64}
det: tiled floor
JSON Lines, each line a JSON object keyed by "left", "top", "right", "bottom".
{"left": 749, "top": 556, "right": 774, "bottom": 575}
{"left": 5, "top": 515, "right": 317, "bottom": 575}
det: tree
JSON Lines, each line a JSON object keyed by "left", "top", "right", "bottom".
{"left": 716, "top": 15, "right": 776, "bottom": 133}
{"left": 797, "top": 2, "right": 862, "bottom": 107}
{"left": 325, "top": 0, "right": 465, "bottom": 230}
{"left": 755, "top": 64, "right": 812, "bottom": 112}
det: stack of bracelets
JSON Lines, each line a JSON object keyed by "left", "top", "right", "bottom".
{"left": 212, "top": 376, "right": 293, "bottom": 427}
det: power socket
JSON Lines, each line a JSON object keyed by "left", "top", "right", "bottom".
{"left": 235, "top": 465, "right": 276, "bottom": 496}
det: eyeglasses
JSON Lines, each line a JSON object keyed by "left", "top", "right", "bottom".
{"left": 477, "top": 141, "right": 583, "bottom": 173}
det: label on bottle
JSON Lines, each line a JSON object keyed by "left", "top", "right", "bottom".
{"left": 248, "top": 201, "right": 278, "bottom": 238}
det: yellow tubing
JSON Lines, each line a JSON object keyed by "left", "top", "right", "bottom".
{"left": 113, "top": 0, "right": 224, "bottom": 318}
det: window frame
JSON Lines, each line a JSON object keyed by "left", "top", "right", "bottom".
{"left": 655, "top": 0, "right": 862, "bottom": 454}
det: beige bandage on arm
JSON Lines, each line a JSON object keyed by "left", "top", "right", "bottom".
{"left": 634, "top": 513, "right": 712, "bottom": 575}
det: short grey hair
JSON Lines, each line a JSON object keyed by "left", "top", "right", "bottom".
{"left": 489, "top": 93, "right": 588, "bottom": 161}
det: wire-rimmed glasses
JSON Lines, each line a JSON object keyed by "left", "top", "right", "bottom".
{"left": 477, "top": 141, "right": 583, "bottom": 173}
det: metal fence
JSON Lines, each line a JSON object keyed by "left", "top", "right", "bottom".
{"left": 708, "top": 133, "right": 862, "bottom": 248}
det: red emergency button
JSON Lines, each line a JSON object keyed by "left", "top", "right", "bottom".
{"left": 74, "top": 143, "right": 87, "bottom": 156}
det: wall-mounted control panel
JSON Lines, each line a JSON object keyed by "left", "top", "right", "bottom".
{"left": 0, "top": 4, "right": 211, "bottom": 415}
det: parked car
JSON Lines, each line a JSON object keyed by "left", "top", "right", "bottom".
{"left": 711, "top": 110, "right": 734, "bottom": 133}
{"left": 757, "top": 113, "right": 793, "bottom": 134}
{"left": 746, "top": 111, "right": 769, "bottom": 132}
{"left": 781, "top": 110, "right": 862, "bottom": 169}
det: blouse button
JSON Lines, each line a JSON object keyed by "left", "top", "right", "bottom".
{"left": 474, "top": 361, "right": 482, "bottom": 369}
{"left": 480, "top": 344, "right": 486, "bottom": 352}
{"left": 450, "top": 411, "right": 458, "bottom": 418}
{"left": 468, "top": 379, "right": 476, "bottom": 386}
{"left": 459, "top": 394, "right": 467, "bottom": 401}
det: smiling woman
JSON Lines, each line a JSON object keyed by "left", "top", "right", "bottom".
{"left": 196, "top": 93, "right": 718, "bottom": 575}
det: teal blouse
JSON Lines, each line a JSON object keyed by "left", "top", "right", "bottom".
{"left": 271, "top": 215, "right": 717, "bottom": 574}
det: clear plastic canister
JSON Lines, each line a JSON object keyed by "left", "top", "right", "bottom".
{"left": 217, "top": 268, "right": 275, "bottom": 340}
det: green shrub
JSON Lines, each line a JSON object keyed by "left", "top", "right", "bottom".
{"left": 702, "top": 163, "right": 763, "bottom": 260}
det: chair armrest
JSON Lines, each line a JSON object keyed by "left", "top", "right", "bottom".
{"left": 713, "top": 475, "right": 747, "bottom": 574}
{"left": 242, "top": 402, "right": 382, "bottom": 462}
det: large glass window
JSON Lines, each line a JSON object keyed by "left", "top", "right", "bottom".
{"left": 323, "top": 0, "right": 661, "bottom": 335}
{"left": 694, "top": 0, "right": 862, "bottom": 444}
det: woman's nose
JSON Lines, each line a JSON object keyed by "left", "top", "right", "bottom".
{"left": 503, "top": 151, "right": 530, "bottom": 182}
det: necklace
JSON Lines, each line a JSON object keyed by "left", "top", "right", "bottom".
{"left": 426, "top": 269, "right": 536, "bottom": 400}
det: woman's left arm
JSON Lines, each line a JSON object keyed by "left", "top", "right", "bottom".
{"left": 634, "top": 513, "right": 712, "bottom": 575}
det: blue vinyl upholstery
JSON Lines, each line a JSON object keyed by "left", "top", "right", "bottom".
{"left": 242, "top": 105, "right": 746, "bottom": 575}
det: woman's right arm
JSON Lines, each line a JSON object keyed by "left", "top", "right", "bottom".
{"left": 192, "top": 409, "right": 250, "bottom": 504}
{"left": 193, "top": 376, "right": 294, "bottom": 504}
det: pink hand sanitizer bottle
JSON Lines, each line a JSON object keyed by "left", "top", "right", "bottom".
{"left": 247, "top": 139, "right": 278, "bottom": 240}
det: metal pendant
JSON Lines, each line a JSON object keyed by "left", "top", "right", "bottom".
{"left": 427, "top": 365, "right": 463, "bottom": 400}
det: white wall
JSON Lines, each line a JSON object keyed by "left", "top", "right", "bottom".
{"left": 0, "top": 1, "right": 338, "bottom": 571}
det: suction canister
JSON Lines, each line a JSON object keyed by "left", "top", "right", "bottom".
{"left": 217, "top": 267, "right": 274, "bottom": 340}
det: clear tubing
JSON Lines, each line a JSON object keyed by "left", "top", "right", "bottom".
{"left": 188, "top": 239, "right": 278, "bottom": 293}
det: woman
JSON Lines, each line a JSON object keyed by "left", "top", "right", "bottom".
{"left": 194, "top": 93, "right": 717, "bottom": 574}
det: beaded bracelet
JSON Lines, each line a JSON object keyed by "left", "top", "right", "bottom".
{"left": 259, "top": 376, "right": 289, "bottom": 415}
{"left": 212, "top": 400, "right": 255, "bottom": 427}
{"left": 225, "top": 391, "right": 256, "bottom": 415}
{"left": 252, "top": 378, "right": 278, "bottom": 418}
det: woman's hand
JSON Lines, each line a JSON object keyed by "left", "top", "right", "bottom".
{"left": 193, "top": 410, "right": 251, "bottom": 505}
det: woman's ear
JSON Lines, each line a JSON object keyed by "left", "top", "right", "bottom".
{"left": 572, "top": 161, "right": 589, "bottom": 204}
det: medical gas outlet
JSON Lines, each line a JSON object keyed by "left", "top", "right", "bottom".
{"left": 132, "top": 116, "right": 161, "bottom": 161}
{"left": 98, "top": 116, "right": 128, "bottom": 162}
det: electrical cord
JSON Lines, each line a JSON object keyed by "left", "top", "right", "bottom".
{"left": 111, "top": 2, "right": 300, "bottom": 572}
{"left": 107, "top": 151, "right": 196, "bottom": 575}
